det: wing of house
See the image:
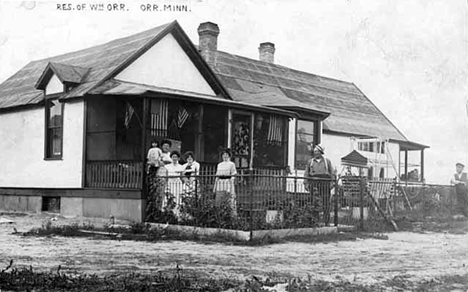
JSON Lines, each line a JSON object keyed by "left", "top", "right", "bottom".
{"left": 194, "top": 22, "right": 428, "bottom": 180}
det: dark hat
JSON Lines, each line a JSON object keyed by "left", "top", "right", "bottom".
{"left": 456, "top": 162, "right": 465, "bottom": 167}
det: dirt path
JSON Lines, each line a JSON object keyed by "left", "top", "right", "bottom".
{"left": 1, "top": 213, "right": 467, "bottom": 285}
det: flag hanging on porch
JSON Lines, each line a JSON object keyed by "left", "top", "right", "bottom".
{"left": 167, "top": 118, "right": 181, "bottom": 140}
{"left": 124, "top": 102, "right": 135, "bottom": 129}
{"left": 267, "top": 115, "right": 283, "bottom": 145}
{"left": 150, "top": 99, "right": 168, "bottom": 136}
{"left": 177, "top": 106, "right": 189, "bottom": 128}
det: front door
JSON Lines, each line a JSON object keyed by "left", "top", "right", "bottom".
{"left": 231, "top": 112, "right": 252, "bottom": 169}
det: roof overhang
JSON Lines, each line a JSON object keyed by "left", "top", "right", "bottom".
{"left": 393, "top": 139, "right": 430, "bottom": 151}
{"left": 89, "top": 79, "right": 298, "bottom": 118}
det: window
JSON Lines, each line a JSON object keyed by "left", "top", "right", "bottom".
{"left": 295, "top": 119, "right": 318, "bottom": 170}
{"left": 253, "top": 114, "right": 287, "bottom": 167}
{"left": 358, "top": 141, "right": 385, "bottom": 154}
{"left": 45, "top": 98, "right": 63, "bottom": 159}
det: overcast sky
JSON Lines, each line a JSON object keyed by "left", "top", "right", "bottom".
{"left": 0, "top": 0, "right": 467, "bottom": 184}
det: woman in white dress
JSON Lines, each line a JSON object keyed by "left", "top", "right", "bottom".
{"left": 163, "top": 151, "right": 184, "bottom": 217}
{"left": 213, "top": 149, "right": 237, "bottom": 217}
{"left": 181, "top": 151, "right": 200, "bottom": 196}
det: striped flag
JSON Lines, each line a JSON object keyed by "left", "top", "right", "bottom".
{"left": 150, "top": 99, "right": 168, "bottom": 136}
{"left": 124, "top": 102, "right": 135, "bottom": 129}
{"left": 177, "top": 106, "right": 189, "bottom": 128}
{"left": 267, "top": 115, "right": 283, "bottom": 144}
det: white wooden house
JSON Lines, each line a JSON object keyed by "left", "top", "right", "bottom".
{"left": 0, "top": 21, "right": 427, "bottom": 221}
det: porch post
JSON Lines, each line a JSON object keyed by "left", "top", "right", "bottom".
{"left": 420, "top": 149, "right": 425, "bottom": 182}
{"left": 141, "top": 98, "right": 148, "bottom": 220}
{"left": 404, "top": 149, "right": 408, "bottom": 186}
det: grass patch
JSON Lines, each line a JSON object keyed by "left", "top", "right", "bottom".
{"left": 0, "top": 261, "right": 239, "bottom": 292}
{"left": 19, "top": 220, "right": 387, "bottom": 246}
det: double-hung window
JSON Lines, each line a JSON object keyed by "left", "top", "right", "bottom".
{"left": 295, "top": 119, "right": 319, "bottom": 170}
{"left": 45, "top": 96, "right": 63, "bottom": 159}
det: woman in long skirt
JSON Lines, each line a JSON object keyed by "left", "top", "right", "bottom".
{"left": 213, "top": 149, "right": 237, "bottom": 217}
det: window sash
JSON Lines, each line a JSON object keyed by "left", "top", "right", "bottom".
{"left": 45, "top": 98, "right": 63, "bottom": 158}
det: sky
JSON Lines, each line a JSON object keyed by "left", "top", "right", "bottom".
{"left": 0, "top": 0, "right": 467, "bottom": 184}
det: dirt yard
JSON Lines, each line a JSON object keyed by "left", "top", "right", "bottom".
{"left": 1, "top": 212, "right": 468, "bottom": 288}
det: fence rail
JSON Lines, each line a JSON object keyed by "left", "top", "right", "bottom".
{"left": 86, "top": 160, "right": 143, "bottom": 189}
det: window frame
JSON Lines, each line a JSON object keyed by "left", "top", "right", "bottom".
{"left": 294, "top": 118, "right": 320, "bottom": 170}
{"left": 44, "top": 93, "right": 64, "bottom": 160}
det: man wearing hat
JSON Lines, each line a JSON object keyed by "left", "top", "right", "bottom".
{"left": 450, "top": 162, "right": 468, "bottom": 216}
{"left": 304, "top": 144, "right": 335, "bottom": 225}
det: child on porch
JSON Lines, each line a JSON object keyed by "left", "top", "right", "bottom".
{"left": 147, "top": 140, "right": 163, "bottom": 175}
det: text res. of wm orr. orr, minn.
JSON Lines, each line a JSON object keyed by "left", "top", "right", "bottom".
{"left": 56, "top": 3, "right": 192, "bottom": 12}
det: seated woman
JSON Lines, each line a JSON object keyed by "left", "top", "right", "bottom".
{"left": 213, "top": 149, "right": 237, "bottom": 217}
{"left": 163, "top": 151, "right": 184, "bottom": 217}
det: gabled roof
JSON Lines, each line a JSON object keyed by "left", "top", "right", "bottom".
{"left": 341, "top": 150, "right": 369, "bottom": 168}
{"left": 210, "top": 50, "right": 409, "bottom": 142}
{"left": 0, "top": 21, "right": 231, "bottom": 110}
{"left": 35, "top": 62, "right": 89, "bottom": 90}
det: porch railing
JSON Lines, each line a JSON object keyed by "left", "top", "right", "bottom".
{"left": 86, "top": 160, "right": 143, "bottom": 189}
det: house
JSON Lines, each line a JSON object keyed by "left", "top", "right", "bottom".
{"left": 195, "top": 22, "right": 428, "bottom": 182}
{"left": 0, "top": 20, "right": 427, "bottom": 221}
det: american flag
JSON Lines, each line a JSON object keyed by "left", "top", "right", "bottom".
{"left": 124, "top": 102, "right": 135, "bottom": 129}
{"left": 177, "top": 106, "right": 189, "bottom": 128}
{"left": 150, "top": 99, "right": 168, "bottom": 136}
{"left": 267, "top": 115, "right": 283, "bottom": 144}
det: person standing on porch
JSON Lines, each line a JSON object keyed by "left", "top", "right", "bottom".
{"left": 160, "top": 139, "right": 173, "bottom": 167}
{"left": 164, "top": 151, "right": 185, "bottom": 218}
{"left": 147, "top": 140, "right": 163, "bottom": 175}
{"left": 304, "top": 144, "right": 335, "bottom": 225}
{"left": 450, "top": 162, "right": 468, "bottom": 216}
{"left": 213, "top": 149, "right": 238, "bottom": 217}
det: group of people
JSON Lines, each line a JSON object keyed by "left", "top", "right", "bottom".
{"left": 146, "top": 140, "right": 238, "bottom": 219}
{"left": 450, "top": 162, "right": 468, "bottom": 216}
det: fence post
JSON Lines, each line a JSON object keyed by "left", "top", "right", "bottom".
{"left": 359, "top": 176, "right": 364, "bottom": 231}
{"left": 249, "top": 171, "right": 254, "bottom": 241}
{"left": 334, "top": 177, "right": 339, "bottom": 227}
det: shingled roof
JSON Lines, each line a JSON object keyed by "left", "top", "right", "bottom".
{"left": 0, "top": 21, "right": 416, "bottom": 146}
{"left": 0, "top": 22, "right": 178, "bottom": 109}
{"left": 209, "top": 50, "right": 409, "bottom": 142}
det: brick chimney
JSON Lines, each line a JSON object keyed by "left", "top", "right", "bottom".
{"left": 259, "top": 42, "right": 275, "bottom": 63}
{"left": 197, "top": 22, "right": 219, "bottom": 66}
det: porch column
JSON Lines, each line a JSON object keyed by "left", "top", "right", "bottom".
{"left": 141, "top": 98, "right": 148, "bottom": 193}
{"left": 404, "top": 149, "right": 408, "bottom": 182}
{"left": 420, "top": 149, "right": 425, "bottom": 182}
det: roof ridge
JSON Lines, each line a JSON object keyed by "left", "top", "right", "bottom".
{"left": 30, "top": 22, "right": 174, "bottom": 64}
{"left": 215, "top": 49, "right": 355, "bottom": 86}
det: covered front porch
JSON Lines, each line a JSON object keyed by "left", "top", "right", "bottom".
{"left": 84, "top": 91, "right": 293, "bottom": 190}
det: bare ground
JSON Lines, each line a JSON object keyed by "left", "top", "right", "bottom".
{"left": 1, "top": 212, "right": 468, "bottom": 287}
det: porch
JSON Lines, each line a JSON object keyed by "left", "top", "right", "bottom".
{"left": 84, "top": 94, "right": 291, "bottom": 190}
